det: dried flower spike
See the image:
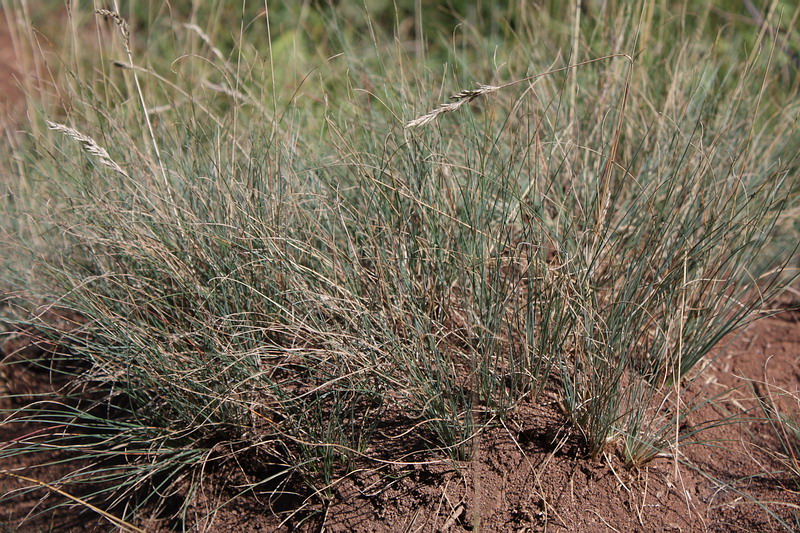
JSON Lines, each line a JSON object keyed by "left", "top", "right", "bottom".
{"left": 405, "top": 54, "right": 630, "bottom": 129}
{"left": 405, "top": 84, "right": 500, "bottom": 128}
{"left": 47, "top": 121, "right": 129, "bottom": 178}
{"left": 95, "top": 9, "right": 131, "bottom": 53}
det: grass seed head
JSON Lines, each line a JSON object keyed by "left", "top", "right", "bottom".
{"left": 405, "top": 84, "right": 500, "bottom": 128}
{"left": 46, "top": 121, "right": 128, "bottom": 178}
{"left": 95, "top": 9, "right": 131, "bottom": 53}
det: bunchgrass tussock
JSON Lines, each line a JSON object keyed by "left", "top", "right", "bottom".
{"left": 0, "top": 1, "right": 798, "bottom": 530}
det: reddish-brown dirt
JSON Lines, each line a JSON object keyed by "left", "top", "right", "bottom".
{"left": 290, "top": 311, "right": 800, "bottom": 533}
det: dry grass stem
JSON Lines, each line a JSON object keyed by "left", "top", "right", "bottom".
{"left": 203, "top": 81, "right": 267, "bottom": 114}
{"left": 184, "top": 23, "right": 228, "bottom": 68}
{"left": 0, "top": 471, "right": 145, "bottom": 533}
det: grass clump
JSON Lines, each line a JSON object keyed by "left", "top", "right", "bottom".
{"left": 0, "top": 0, "right": 798, "bottom": 528}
